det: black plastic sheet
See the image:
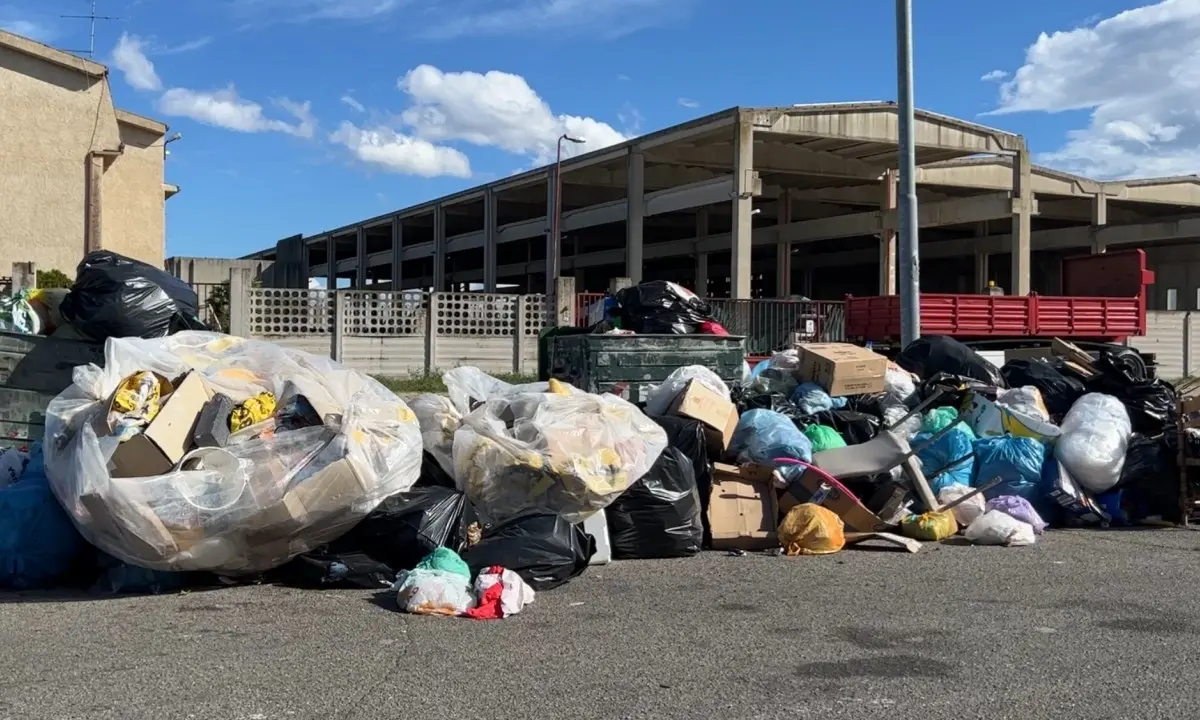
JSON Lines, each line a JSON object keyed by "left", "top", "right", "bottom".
{"left": 730, "top": 389, "right": 805, "bottom": 421}
{"left": 897, "top": 336, "right": 1005, "bottom": 386}
{"left": 461, "top": 512, "right": 593, "bottom": 591}
{"left": 615, "top": 280, "right": 714, "bottom": 334}
{"left": 606, "top": 447, "right": 703, "bottom": 559}
{"left": 1086, "top": 347, "right": 1178, "bottom": 437}
{"left": 1000, "top": 358, "right": 1087, "bottom": 420}
{"left": 61, "top": 251, "right": 207, "bottom": 341}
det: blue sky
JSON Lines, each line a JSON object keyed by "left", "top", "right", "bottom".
{"left": 1, "top": 0, "right": 1192, "bottom": 259}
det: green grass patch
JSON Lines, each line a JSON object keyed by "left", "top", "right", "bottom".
{"left": 374, "top": 372, "right": 537, "bottom": 395}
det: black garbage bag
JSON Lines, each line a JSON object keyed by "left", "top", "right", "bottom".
{"left": 1001, "top": 358, "right": 1087, "bottom": 420}
{"left": 918, "top": 372, "right": 996, "bottom": 410}
{"left": 1086, "top": 347, "right": 1178, "bottom": 436}
{"left": 730, "top": 388, "right": 806, "bottom": 422}
{"left": 652, "top": 415, "right": 712, "bottom": 506}
{"left": 274, "top": 487, "right": 475, "bottom": 589}
{"left": 416, "top": 451, "right": 456, "bottom": 489}
{"left": 799, "top": 409, "right": 880, "bottom": 445}
{"left": 461, "top": 512, "right": 593, "bottom": 591}
{"left": 61, "top": 251, "right": 207, "bottom": 341}
{"left": 615, "top": 280, "right": 714, "bottom": 334}
{"left": 897, "top": 336, "right": 1005, "bottom": 386}
{"left": 1118, "top": 434, "right": 1179, "bottom": 521}
{"left": 606, "top": 447, "right": 703, "bottom": 559}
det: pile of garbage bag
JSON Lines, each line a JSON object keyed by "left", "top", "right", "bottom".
{"left": 43, "top": 332, "right": 424, "bottom": 575}
{"left": 583, "top": 280, "right": 729, "bottom": 336}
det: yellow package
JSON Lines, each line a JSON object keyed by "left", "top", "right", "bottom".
{"left": 901, "top": 511, "right": 958, "bottom": 541}
{"left": 778, "top": 503, "right": 845, "bottom": 556}
{"left": 230, "top": 391, "right": 277, "bottom": 432}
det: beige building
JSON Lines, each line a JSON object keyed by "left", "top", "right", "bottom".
{"left": 0, "top": 30, "right": 177, "bottom": 278}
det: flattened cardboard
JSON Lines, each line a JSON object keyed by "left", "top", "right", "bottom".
{"left": 796, "top": 343, "right": 887, "bottom": 397}
{"left": 106, "top": 372, "right": 213, "bottom": 479}
{"left": 843, "top": 532, "right": 922, "bottom": 553}
{"left": 780, "top": 469, "right": 886, "bottom": 533}
{"left": 708, "top": 463, "right": 778, "bottom": 550}
{"left": 667, "top": 379, "right": 739, "bottom": 455}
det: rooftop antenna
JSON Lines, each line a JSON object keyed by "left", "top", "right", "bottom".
{"left": 61, "top": 0, "right": 119, "bottom": 56}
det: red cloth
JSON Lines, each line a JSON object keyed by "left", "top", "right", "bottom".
{"left": 699, "top": 320, "right": 729, "bottom": 335}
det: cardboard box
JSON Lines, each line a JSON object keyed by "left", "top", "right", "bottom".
{"left": 780, "top": 469, "right": 886, "bottom": 532}
{"left": 708, "top": 463, "right": 778, "bottom": 550}
{"left": 102, "top": 372, "right": 213, "bottom": 479}
{"left": 667, "top": 379, "right": 739, "bottom": 455}
{"left": 796, "top": 343, "right": 887, "bottom": 397}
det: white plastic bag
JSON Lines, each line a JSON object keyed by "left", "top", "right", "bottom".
{"left": 645, "top": 365, "right": 730, "bottom": 417}
{"left": 443, "top": 366, "right": 560, "bottom": 415}
{"left": 964, "top": 389, "right": 1061, "bottom": 442}
{"left": 937, "top": 484, "right": 985, "bottom": 527}
{"left": 43, "top": 332, "right": 424, "bottom": 575}
{"left": 964, "top": 510, "right": 1036, "bottom": 546}
{"left": 452, "top": 389, "right": 668, "bottom": 523}
{"left": 996, "top": 386, "right": 1050, "bottom": 422}
{"left": 394, "top": 568, "right": 475, "bottom": 616}
{"left": 884, "top": 363, "right": 916, "bottom": 403}
{"left": 465, "top": 565, "right": 535, "bottom": 619}
{"left": 1054, "top": 393, "right": 1132, "bottom": 493}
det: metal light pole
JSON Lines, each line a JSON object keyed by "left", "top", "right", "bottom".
{"left": 548, "top": 133, "right": 585, "bottom": 297}
{"left": 896, "top": 0, "right": 920, "bottom": 346}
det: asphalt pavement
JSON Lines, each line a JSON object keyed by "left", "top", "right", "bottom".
{"left": 2, "top": 528, "right": 1198, "bottom": 720}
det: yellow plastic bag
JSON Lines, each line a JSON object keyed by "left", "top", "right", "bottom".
{"left": 901, "top": 510, "right": 958, "bottom": 541}
{"left": 778, "top": 503, "right": 845, "bottom": 556}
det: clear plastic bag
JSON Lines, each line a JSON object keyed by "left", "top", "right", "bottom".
{"left": 452, "top": 388, "right": 668, "bottom": 523}
{"left": 43, "top": 332, "right": 424, "bottom": 575}
{"left": 884, "top": 363, "right": 916, "bottom": 403}
{"left": 729, "top": 409, "right": 813, "bottom": 466}
{"left": 394, "top": 568, "right": 475, "bottom": 616}
{"left": 1054, "top": 393, "right": 1132, "bottom": 494}
{"left": 748, "top": 349, "right": 801, "bottom": 395}
{"left": 645, "top": 365, "right": 730, "bottom": 417}
{"left": 937, "top": 484, "right": 985, "bottom": 527}
{"left": 443, "top": 366, "right": 562, "bottom": 414}
{"left": 411, "top": 393, "right": 462, "bottom": 475}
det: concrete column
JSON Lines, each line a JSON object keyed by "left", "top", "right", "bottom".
{"left": 730, "top": 118, "right": 754, "bottom": 299}
{"left": 775, "top": 190, "right": 793, "bottom": 297}
{"left": 544, "top": 167, "right": 556, "bottom": 297}
{"left": 483, "top": 189, "right": 498, "bottom": 291}
{"left": 325, "top": 235, "right": 336, "bottom": 290}
{"left": 626, "top": 150, "right": 645, "bottom": 283}
{"left": 355, "top": 227, "right": 368, "bottom": 288}
{"left": 1091, "top": 191, "right": 1108, "bottom": 254}
{"left": 1011, "top": 148, "right": 1034, "bottom": 296}
{"left": 432, "top": 204, "right": 446, "bottom": 292}
{"left": 879, "top": 169, "right": 898, "bottom": 295}
{"left": 973, "top": 221, "right": 989, "bottom": 291}
{"left": 694, "top": 209, "right": 709, "bottom": 296}
{"left": 390, "top": 217, "right": 403, "bottom": 291}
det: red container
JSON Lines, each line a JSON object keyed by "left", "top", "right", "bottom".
{"left": 845, "top": 249, "right": 1154, "bottom": 343}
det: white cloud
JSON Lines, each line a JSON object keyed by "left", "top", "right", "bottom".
{"left": 678, "top": 97, "right": 699, "bottom": 109}
{"left": 617, "top": 73, "right": 631, "bottom": 81}
{"left": 233, "top": 0, "right": 402, "bottom": 22}
{"left": 157, "top": 37, "right": 212, "bottom": 55}
{"left": 419, "top": 0, "right": 688, "bottom": 39}
{"left": 0, "top": 16, "right": 53, "bottom": 41}
{"left": 341, "top": 95, "right": 366, "bottom": 112}
{"left": 979, "top": 69, "right": 1008, "bottom": 82}
{"left": 397, "top": 64, "right": 627, "bottom": 165}
{"left": 158, "top": 87, "right": 317, "bottom": 138}
{"left": 329, "top": 121, "right": 471, "bottom": 177}
{"left": 989, "top": 0, "right": 1200, "bottom": 178}
{"left": 111, "top": 33, "right": 162, "bottom": 92}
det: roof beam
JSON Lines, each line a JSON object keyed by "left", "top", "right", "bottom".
{"left": 1104, "top": 180, "right": 1200, "bottom": 207}
{"left": 645, "top": 176, "right": 744, "bottom": 217}
{"left": 777, "top": 192, "right": 1030, "bottom": 244}
{"left": 649, "top": 142, "right": 884, "bottom": 181}
{"left": 748, "top": 106, "right": 1022, "bottom": 154}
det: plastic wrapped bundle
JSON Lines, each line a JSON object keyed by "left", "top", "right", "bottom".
{"left": 452, "top": 388, "right": 668, "bottom": 523}
{"left": 43, "top": 332, "right": 424, "bottom": 575}
{"left": 1055, "top": 393, "right": 1133, "bottom": 494}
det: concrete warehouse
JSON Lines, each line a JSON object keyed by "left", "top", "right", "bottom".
{"left": 248, "top": 104, "right": 1200, "bottom": 310}
{"left": 0, "top": 30, "right": 178, "bottom": 275}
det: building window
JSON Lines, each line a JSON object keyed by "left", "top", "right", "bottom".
{"left": 1167, "top": 288, "right": 1178, "bottom": 311}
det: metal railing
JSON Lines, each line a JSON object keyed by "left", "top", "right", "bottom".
{"left": 709, "top": 298, "right": 845, "bottom": 354}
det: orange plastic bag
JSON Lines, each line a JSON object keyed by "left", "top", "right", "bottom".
{"left": 778, "top": 503, "right": 845, "bottom": 556}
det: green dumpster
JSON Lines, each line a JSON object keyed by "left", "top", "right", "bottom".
{"left": 0, "top": 330, "right": 104, "bottom": 449}
{"left": 547, "top": 333, "right": 746, "bottom": 403}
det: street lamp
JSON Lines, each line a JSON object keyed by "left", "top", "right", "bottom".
{"left": 896, "top": 0, "right": 920, "bottom": 345}
{"left": 549, "top": 134, "right": 585, "bottom": 298}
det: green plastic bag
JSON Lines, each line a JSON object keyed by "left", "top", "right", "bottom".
{"left": 922, "top": 406, "right": 960, "bottom": 434}
{"left": 415, "top": 547, "right": 471, "bottom": 580}
{"left": 803, "top": 424, "right": 846, "bottom": 452}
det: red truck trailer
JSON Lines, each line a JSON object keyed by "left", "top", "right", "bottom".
{"left": 844, "top": 249, "right": 1155, "bottom": 346}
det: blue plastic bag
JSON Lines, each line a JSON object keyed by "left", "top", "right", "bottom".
{"left": 0, "top": 443, "right": 86, "bottom": 589}
{"left": 972, "top": 436, "right": 1056, "bottom": 520}
{"left": 790, "top": 382, "right": 848, "bottom": 416}
{"left": 729, "top": 409, "right": 813, "bottom": 468}
{"left": 914, "top": 422, "right": 976, "bottom": 496}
